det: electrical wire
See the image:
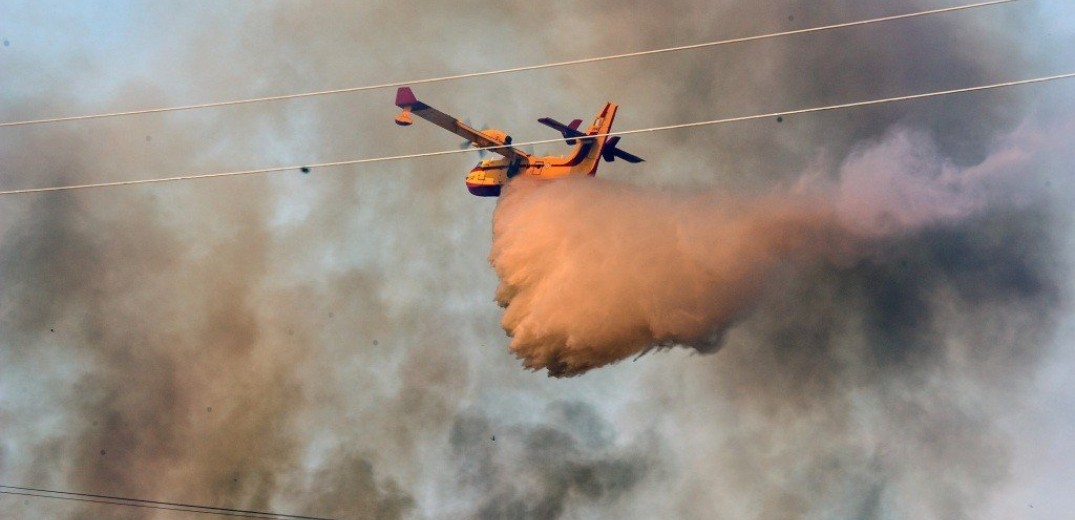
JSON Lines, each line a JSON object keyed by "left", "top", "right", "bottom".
{"left": 1, "top": 71, "right": 1071, "bottom": 197}
{"left": 0, "top": 0, "right": 1021, "bottom": 129}
{"left": 0, "top": 485, "right": 336, "bottom": 520}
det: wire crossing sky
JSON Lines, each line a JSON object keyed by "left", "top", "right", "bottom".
{"left": 0, "top": 485, "right": 336, "bottom": 520}
{"left": 0, "top": 0, "right": 1022, "bottom": 129}
{"left": 1, "top": 70, "right": 1071, "bottom": 197}
{"left": 4, "top": 1, "right": 1075, "bottom": 518}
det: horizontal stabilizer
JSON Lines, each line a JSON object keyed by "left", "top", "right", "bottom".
{"left": 538, "top": 117, "right": 585, "bottom": 145}
{"left": 600, "top": 136, "right": 644, "bottom": 163}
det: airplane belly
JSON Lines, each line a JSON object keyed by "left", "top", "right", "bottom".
{"left": 467, "top": 184, "right": 502, "bottom": 196}
{"left": 466, "top": 167, "right": 505, "bottom": 197}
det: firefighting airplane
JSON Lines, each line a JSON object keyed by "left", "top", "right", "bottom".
{"left": 393, "top": 87, "right": 643, "bottom": 196}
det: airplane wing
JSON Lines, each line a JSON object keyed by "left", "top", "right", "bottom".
{"left": 395, "top": 87, "right": 530, "bottom": 162}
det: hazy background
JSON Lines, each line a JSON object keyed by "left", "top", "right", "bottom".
{"left": 2, "top": 1, "right": 1074, "bottom": 518}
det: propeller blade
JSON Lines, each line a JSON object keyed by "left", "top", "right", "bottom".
{"left": 458, "top": 118, "right": 476, "bottom": 150}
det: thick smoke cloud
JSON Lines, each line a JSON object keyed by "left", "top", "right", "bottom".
{"left": 490, "top": 125, "right": 1057, "bottom": 376}
{"left": 450, "top": 402, "right": 657, "bottom": 519}
{"left": 490, "top": 175, "right": 840, "bottom": 376}
{"left": 1, "top": 1, "right": 1072, "bottom": 519}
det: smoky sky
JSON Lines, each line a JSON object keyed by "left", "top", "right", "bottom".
{"left": 1, "top": 1, "right": 1073, "bottom": 520}
{"left": 488, "top": 126, "right": 1062, "bottom": 377}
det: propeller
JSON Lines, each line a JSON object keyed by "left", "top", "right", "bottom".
{"left": 459, "top": 119, "right": 489, "bottom": 158}
{"left": 459, "top": 118, "right": 475, "bottom": 149}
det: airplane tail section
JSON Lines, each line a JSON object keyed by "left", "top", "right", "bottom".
{"left": 539, "top": 103, "right": 643, "bottom": 174}
{"left": 590, "top": 106, "right": 643, "bottom": 164}
{"left": 579, "top": 103, "right": 617, "bottom": 175}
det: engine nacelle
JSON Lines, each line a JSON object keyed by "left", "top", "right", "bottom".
{"left": 481, "top": 129, "right": 512, "bottom": 145}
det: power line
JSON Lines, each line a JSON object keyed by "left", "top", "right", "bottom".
{"left": 0, "top": 490, "right": 287, "bottom": 520}
{"left": 0, "top": 485, "right": 336, "bottom": 520}
{"left": 0, "top": 0, "right": 1021, "bottom": 129}
{"left": 0, "top": 71, "right": 1071, "bottom": 197}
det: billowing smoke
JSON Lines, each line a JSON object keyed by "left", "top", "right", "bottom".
{"left": 2, "top": 1, "right": 1073, "bottom": 519}
{"left": 449, "top": 401, "right": 658, "bottom": 519}
{"left": 491, "top": 125, "right": 1055, "bottom": 376}
{"left": 491, "top": 175, "right": 840, "bottom": 375}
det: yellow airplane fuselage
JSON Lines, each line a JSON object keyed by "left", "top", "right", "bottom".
{"left": 464, "top": 103, "right": 618, "bottom": 197}
{"left": 394, "top": 87, "right": 641, "bottom": 197}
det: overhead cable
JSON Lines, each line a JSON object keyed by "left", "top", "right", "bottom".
{"left": 0, "top": 71, "right": 1071, "bottom": 197}
{"left": 0, "top": 485, "right": 335, "bottom": 520}
{"left": 0, "top": 0, "right": 1021, "bottom": 128}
